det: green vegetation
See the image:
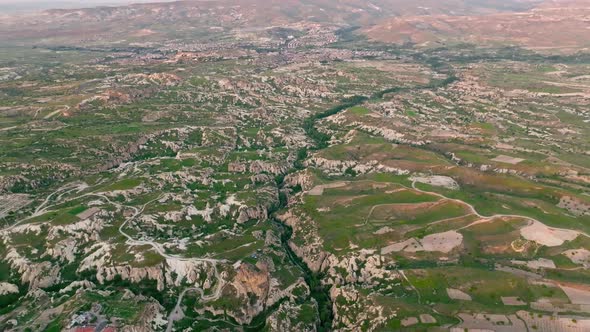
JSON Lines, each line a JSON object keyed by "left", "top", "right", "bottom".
{"left": 275, "top": 220, "right": 333, "bottom": 332}
{"left": 1, "top": 6, "right": 590, "bottom": 331}
{"left": 349, "top": 106, "right": 370, "bottom": 116}
{"left": 100, "top": 178, "right": 142, "bottom": 191}
{"left": 304, "top": 95, "right": 369, "bottom": 149}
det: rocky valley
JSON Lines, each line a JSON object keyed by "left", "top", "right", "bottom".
{"left": 1, "top": 0, "right": 590, "bottom": 331}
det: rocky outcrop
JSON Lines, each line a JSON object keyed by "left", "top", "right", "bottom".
{"left": 98, "top": 128, "right": 190, "bottom": 172}
{"left": 266, "top": 301, "right": 318, "bottom": 332}
{"left": 558, "top": 195, "right": 590, "bottom": 216}
{"left": 0, "top": 282, "right": 19, "bottom": 295}
{"left": 283, "top": 169, "right": 314, "bottom": 191}
{"left": 323, "top": 250, "right": 399, "bottom": 286}
{"left": 228, "top": 161, "right": 247, "bottom": 173}
{"left": 210, "top": 261, "right": 311, "bottom": 325}
{"left": 330, "top": 285, "right": 394, "bottom": 331}
{"left": 77, "top": 242, "right": 215, "bottom": 291}
{"left": 121, "top": 73, "right": 181, "bottom": 86}
{"left": 164, "top": 258, "right": 213, "bottom": 289}
{"left": 121, "top": 300, "right": 167, "bottom": 332}
{"left": 58, "top": 280, "right": 95, "bottom": 294}
{"left": 229, "top": 262, "right": 270, "bottom": 321}
{"left": 96, "top": 265, "right": 166, "bottom": 289}
{"left": 306, "top": 157, "right": 409, "bottom": 177}
{"left": 278, "top": 211, "right": 399, "bottom": 286}
{"left": 249, "top": 160, "right": 290, "bottom": 175}
{"left": 45, "top": 238, "right": 78, "bottom": 263}
{"left": 228, "top": 160, "right": 289, "bottom": 175}
{"left": 93, "top": 259, "right": 215, "bottom": 292}
{"left": 251, "top": 173, "right": 274, "bottom": 184}
{"left": 237, "top": 205, "right": 268, "bottom": 223}
{"left": 357, "top": 124, "right": 427, "bottom": 146}
{"left": 48, "top": 212, "right": 107, "bottom": 242}
{"left": 0, "top": 175, "right": 28, "bottom": 193}
{"left": 278, "top": 211, "right": 329, "bottom": 273}
{"left": 97, "top": 135, "right": 151, "bottom": 171}
{"left": 5, "top": 247, "right": 60, "bottom": 289}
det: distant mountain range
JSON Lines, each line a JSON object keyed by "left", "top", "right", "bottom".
{"left": 2, "top": 0, "right": 587, "bottom": 53}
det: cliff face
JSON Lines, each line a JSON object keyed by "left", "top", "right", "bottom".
{"left": 279, "top": 211, "right": 329, "bottom": 273}
{"left": 265, "top": 301, "right": 318, "bottom": 332}
{"left": 330, "top": 285, "right": 395, "bottom": 332}
{"left": 283, "top": 169, "right": 314, "bottom": 191}
{"left": 278, "top": 210, "right": 399, "bottom": 283}
{"left": 278, "top": 205, "right": 406, "bottom": 331}
{"left": 224, "top": 262, "right": 271, "bottom": 322}
{"left": 0, "top": 282, "right": 19, "bottom": 295}
{"left": 237, "top": 205, "right": 269, "bottom": 223}
{"left": 120, "top": 302, "right": 167, "bottom": 332}
{"left": 229, "top": 160, "right": 290, "bottom": 175}
{"left": 306, "top": 156, "right": 409, "bottom": 177}
{"left": 195, "top": 260, "right": 311, "bottom": 325}
{"left": 82, "top": 251, "right": 217, "bottom": 291}
{"left": 0, "top": 175, "right": 27, "bottom": 193}
{"left": 5, "top": 248, "right": 60, "bottom": 289}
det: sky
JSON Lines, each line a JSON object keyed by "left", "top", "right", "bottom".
{"left": 0, "top": 0, "right": 171, "bottom": 3}
{"left": 0, "top": 0, "right": 176, "bottom": 13}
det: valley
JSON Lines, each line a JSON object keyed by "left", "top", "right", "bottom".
{"left": 0, "top": 0, "right": 590, "bottom": 331}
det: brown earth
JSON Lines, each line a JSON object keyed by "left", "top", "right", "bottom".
{"left": 364, "top": 0, "right": 590, "bottom": 52}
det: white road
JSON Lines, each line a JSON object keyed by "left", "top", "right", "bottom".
{"left": 2, "top": 182, "right": 229, "bottom": 332}
{"left": 410, "top": 180, "right": 590, "bottom": 238}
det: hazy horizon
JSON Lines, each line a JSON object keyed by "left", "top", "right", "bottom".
{"left": 0, "top": 0, "right": 177, "bottom": 13}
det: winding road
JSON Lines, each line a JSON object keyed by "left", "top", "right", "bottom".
{"left": 96, "top": 193, "right": 228, "bottom": 331}
{"left": 2, "top": 182, "right": 229, "bottom": 332}
{"left": 409, "top": 180, "right": 590, "bottom": 238}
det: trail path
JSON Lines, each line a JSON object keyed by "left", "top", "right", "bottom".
{"left": 96, "top": 193, "right": 227, "bottom": 332}
{"left": 399, "top": 270, "right": 421, "bottom": 304}
{"left": 410, "top": 181, "right": 590, "bottom": 238}
{"left": 2, "top": 182, "right": 228, "bottom": 332}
